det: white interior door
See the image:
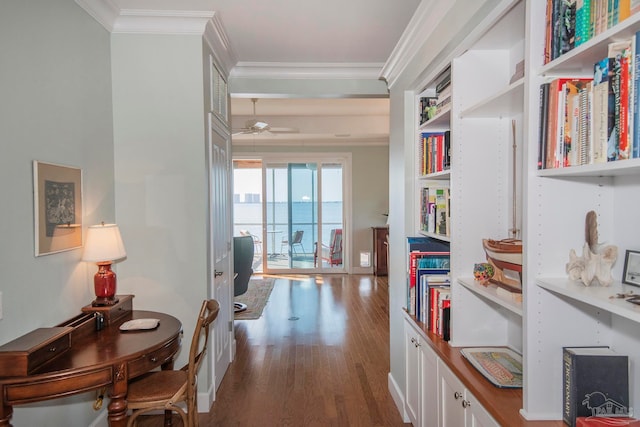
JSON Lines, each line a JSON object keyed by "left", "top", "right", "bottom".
{"left": 209, "top": 113, "right": 232, "bottom": 392}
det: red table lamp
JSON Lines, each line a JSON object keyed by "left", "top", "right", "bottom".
{"left": 82, "top": 223, "right": 127, "bottom": 306}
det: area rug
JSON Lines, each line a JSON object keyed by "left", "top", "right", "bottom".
{"left": 234, "top": 277, "right": 275, "bottom": 320}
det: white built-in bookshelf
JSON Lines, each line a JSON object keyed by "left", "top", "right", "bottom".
{"left": 405, "top": 0, "right": 640, "bottom": 423}
{"left": 524, "top": 0, "right": 640, "bottom": 418}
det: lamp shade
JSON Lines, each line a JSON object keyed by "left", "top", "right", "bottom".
{"left": 82, "top": 223, "right": 126, "bottom": 262}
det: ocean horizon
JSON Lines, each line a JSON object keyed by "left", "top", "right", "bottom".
{"left": 234, "top": 201, "right": 343, "bottom": 253}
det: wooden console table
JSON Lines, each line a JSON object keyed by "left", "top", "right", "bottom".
{"left": 0, "top": 299, "right": 182, "bottom": 427}
{"left": 372, "top": 226, "right": 389, "bottom": 276}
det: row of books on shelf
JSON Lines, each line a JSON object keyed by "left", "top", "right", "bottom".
{"left": 419, "top": 186, "right": 450, "bottom": 237}
{"left": 544, "top": 0, "right": 640, "bottom": 64}
{"left": 538, "top": 33, "right": 640, "bottom": 169}
{"left": 418, "top": 131, "right": 451, "bottom": 175}
{"left": 418, "top": 73, "right": 451, "bottom": 125}
{"left": 407, "top": 250, "right": 451, "bottom": 340}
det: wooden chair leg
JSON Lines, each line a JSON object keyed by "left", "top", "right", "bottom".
{"left": 164, "top": 409, "right": 172, "bottom": 427}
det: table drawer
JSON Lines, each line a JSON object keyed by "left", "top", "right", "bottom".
{"left": 0, "top": 327, "right": 72, "bottom": 377}
{"left": 128, "top": 337, "right": 180, "bottom": 377}
{"left": 4, "top": 367, "right": 113, "bottom": 404}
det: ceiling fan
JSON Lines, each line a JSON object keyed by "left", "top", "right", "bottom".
{"left": 232, "top": 98, "right": 299, "bottom": 136}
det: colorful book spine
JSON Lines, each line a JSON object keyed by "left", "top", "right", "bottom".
{"left": 538, "top": 83, "right": 551, "bottom": 168}
{"left": 633, "top": 31, "right": 640, "bottom": 158}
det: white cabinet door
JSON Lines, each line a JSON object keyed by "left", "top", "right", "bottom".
{"left": 467, "top": 398, "right": 499, "bottom": 427}
{"left": 438, "top": 359, "right": 466, "bottom": 427}
{"left": 437, "top": 359, "right": 499, "bottom": 427}
{"left": 405, "top": 322, "right": 421, "bottom": 425}
{"left": 420, "top": 340, "right": 439, "bottom": 427}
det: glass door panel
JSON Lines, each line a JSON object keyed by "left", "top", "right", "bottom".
{"left": 265, "top": 163, "right": 317, "bottom": 270}
{"left": 232, "top": 160, "right": 263, "bottom": 272}
{"left": 318, "top": 163, "right": 344, "bottom": 269}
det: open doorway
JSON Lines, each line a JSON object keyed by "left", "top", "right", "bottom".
{"left": 233, "top": 155, "right": 349, "bottom": 274}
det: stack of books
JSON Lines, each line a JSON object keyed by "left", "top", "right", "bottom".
{"left": 538, "top": 32, "right": 640, "bottom": 170}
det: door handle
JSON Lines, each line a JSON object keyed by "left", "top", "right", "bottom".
{"left": 214, "top": 270, "right": 223, "bottom": 277}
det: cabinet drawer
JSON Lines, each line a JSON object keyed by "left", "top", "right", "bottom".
{"left": 128, "top": 337, "right": 180, "bottom": 377}
{"left": 0, "top": 327, "right": 73, "bottom": 377}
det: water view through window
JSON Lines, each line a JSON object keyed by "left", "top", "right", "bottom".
{"left": 233, "top": 159, "right": 344, "bottom": 272}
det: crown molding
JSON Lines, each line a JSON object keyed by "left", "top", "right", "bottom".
{"left": 75, "top": 1, "right": 221, "bottom": 35}
{"left": 203, "top": 14, "right": 237, "bottom": 77}
{"left": 379, "top": 0, "right": 454, "bottom": 89}
{"left": 75, "top": 0, "right": 120, "bottom": 32}
{"left": 112, "top": 9, "right": 214, "bottom": 34}
{"left": 75, "top": 1, "right": 237, "bottom": 75}
{"left": 230, "top": 62, "right": 384, "bottom": 80}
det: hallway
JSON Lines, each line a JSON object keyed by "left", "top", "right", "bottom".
{"left": 138, "top": 274, "right": 406, "bottom": 426}
{"left": 206, "top": 274, "right": 407, "bottom": 426}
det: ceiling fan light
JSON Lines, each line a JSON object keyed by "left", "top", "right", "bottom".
{"left": 253, "top": 121, "right": 269, "bottom": 130}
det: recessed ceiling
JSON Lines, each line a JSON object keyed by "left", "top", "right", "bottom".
{"left": 230, "top": 98, "right": 390, "bottom": 146}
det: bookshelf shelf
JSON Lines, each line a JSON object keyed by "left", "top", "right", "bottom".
{"left": 418, "top": 107, "right": 451, "bottom": 131}
{"left": 418, "top": 170, "right": 450, "bottom": 181}
{"left": 458, "top": 277, "right": 523, "bottom": 316}
{"left": 537, "top": 158, "right": 640, "bottom": 178}
{"left": 417, "top": 230, "right": 451, "bottom": 242}
{"left": 539, "top": 13, "right": 640, "bottom": 76}
{"left": 536, "top": 278, "right": 640, "bottom": 324}
{"left": 460, "top": 78, "right": 524, "bottom": 118}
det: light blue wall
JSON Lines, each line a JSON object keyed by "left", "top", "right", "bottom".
{"left": 110, "top": 33, "right": 210, "bottom": 374}
{"left": 0, "top": 0, "right": 115, "bottom": 424}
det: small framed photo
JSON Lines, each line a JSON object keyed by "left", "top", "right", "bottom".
{"left": 622, "top": 250, "right": 640, "bottom": 287}
{"left": 33, "top": 161, "right": 83, "bottom": 256}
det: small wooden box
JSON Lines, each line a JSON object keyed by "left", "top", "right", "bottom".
{"left": 81, "top": 294, "right": 133, "bottom": 325}
{"left": 0, "top": 327, "right": 73, "bottom": 377}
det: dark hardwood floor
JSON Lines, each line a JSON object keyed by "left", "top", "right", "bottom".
{"left": 141, "top": 274, "right": 409, "bottom": 426}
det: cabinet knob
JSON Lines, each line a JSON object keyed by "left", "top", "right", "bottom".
{"left": 462, "top": 400, "right": 471, "bottom": 408}
{"left": 454, "top": 391, "right": 462, "bottom": 400}
{"left": 150, "top": 356, "right": 157, "bottom": 363}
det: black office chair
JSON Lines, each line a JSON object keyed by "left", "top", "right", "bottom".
{"left": 233, "top": 235, "right": 254, "bottom": 313}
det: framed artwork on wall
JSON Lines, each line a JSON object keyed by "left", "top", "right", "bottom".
{"left": 622, "top": 250, "right": 640, "bottom": 287}
{"left": 33, "top": 161, "right": 83, "bottom": 256}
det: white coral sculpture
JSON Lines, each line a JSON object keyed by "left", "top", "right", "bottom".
{"left": 565, "top": 211, "right": 618, "bottom": 286}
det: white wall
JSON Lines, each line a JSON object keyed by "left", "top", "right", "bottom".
{"left": 110, "top": 33, "right": 210, "bottom": 378}
{"left": 0, "top": 0, "right": 115, "bottom": 424}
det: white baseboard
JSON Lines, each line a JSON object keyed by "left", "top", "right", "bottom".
{"left": 199, "top": 383, "right": 215, "bottom": 413}
{"left": 388, "top": 372, "right": 410, "bottom": 423}
{"left": 351, "top": 266, "right": 374, "bottom": 275}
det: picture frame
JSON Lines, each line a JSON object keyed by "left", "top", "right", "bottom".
{"left": 622, "top": 250, "right": 640, "bottom": 287}
{"left": 33, "top": 161, "right": 83, "bottom": 256}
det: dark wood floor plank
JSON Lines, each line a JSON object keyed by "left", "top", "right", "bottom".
{"left": 137, "top": 274, "right": 409, "bottom": 427}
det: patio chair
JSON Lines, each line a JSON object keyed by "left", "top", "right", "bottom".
{"left": 314, "top": 228, "right": 343, "bottom": 267}
{"left": 240, "top": 229, "right": 262, "bottom": 253}
{"left": 281, "top": 230, "right": 305, "bottom": 255}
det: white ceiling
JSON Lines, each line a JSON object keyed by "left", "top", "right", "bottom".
{"left": 111, "top": 0, "right": 419, "bottom": 64}
{"left": 107, "top": 0, "right": 421, "bottom": 144}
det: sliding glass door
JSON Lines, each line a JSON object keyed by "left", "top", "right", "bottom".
{"left": 233, "top": 155, "right": 347, "bottom": 273}
{"left": 265, "top": 163, "right": 317, "bottom": 270}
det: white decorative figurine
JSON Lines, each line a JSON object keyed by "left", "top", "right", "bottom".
{"left": 566, "top": 211, "right": 618, "bottom": 286}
